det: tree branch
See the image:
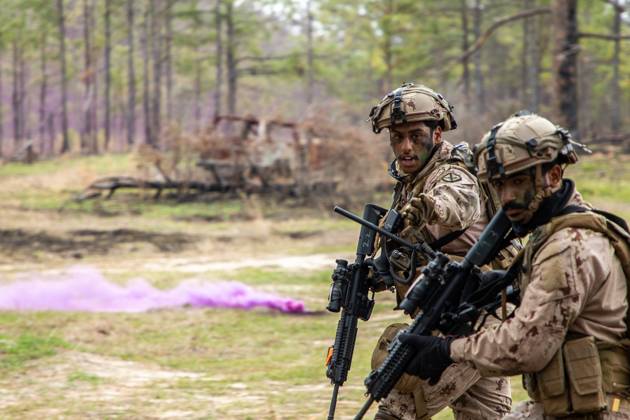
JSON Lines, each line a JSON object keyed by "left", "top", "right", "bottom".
{"left": 602, "top": 0, "right": 625, "bottom": 12}
{"left": 456, "top": 7, "right": 551, "bottom": 63}
{"left": 578, "top": 32, "right": 630, "bottom": 41}
{"left": 235, "top": 53, "right": 297, "bottom": 64}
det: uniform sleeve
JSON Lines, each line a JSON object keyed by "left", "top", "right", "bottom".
{"left": 419, "top": 165, "right": 481, "bottom": 230}
{"left": 450, "top": 229, "right": 592, "bottom": 377}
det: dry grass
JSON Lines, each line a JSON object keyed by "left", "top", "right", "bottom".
{"left": 0, "top": 153, "right": 628, "bottom": 418}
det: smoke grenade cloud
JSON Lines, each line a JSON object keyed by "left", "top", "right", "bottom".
{"left": 0, "top": 267, "right": 305, "bottom": 314}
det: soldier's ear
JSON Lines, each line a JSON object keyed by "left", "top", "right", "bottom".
{"left": 546, "top": 164, "right": 563, "bottom": 189}
{"left": 432, "top": 126, "right": 443, "bottom": 145}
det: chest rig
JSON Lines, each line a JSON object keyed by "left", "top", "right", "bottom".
{"left": 519, "top": 209, "right": 630, "bottom": 417}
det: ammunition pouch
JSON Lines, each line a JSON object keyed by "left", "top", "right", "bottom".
{"left": 525, "top": 336, "right": 630, "bottom": 417}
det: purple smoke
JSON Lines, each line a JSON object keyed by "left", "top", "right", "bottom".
{"left": 0, "top": 267, "right": 305, "bottom": 314}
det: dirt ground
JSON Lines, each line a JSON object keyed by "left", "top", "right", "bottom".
{"left": 2, "top": 154, "right": 628, "bottom": 419}
{"left": 0, "top": 191, "right": 368, "bottom": 419}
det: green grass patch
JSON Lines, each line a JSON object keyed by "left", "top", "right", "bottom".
{"left": 222, "top": 267, "right": 332, "bottom": 286}
{"left": 0, "top": 332, "right": 70, "bottom": 370}
{"left": 68, "top": 371, "right": 102, "bottom": 384}
{"left": 0, "top": 154, "right": 133, "bottom": 178}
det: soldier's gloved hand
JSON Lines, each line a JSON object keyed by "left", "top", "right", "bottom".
{"left": 367, "top": 254, "right": 394, "bottom": 291}
{"left": 478, "top": 270, "right": 507, "bottom": 289}
{"left": 400, "top": 196, "right": 435, "bottom": 227}
{"left": 398, "top": 333, "right": 454, "bottom": 385}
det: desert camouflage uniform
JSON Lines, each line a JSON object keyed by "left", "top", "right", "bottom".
{"left": 375, "top": 140, "right": 512, "bottom": 420}
{"left": 450, "top": 188, "right": 630, "bottom": 419}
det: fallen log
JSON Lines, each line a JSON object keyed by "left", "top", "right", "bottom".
{"left": 75, "top": 176, "right": 339, "bottom": 202}
{"left": 75, "top": 176, "right": 234, "bottom": 201}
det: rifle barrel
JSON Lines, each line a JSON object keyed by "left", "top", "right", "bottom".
{"left": 354, "top": 396, "right": 374, "bottom": 420}
{"left": 333, "top": 206, "right": 435, "bottom": 259}
{"left": 327, "top": 384, "right": 340, "bottom": 420}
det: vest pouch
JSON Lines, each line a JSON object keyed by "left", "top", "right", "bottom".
{"left": 523, "top": 373, "right": 541, "bottom": 402}
{"left": 597, "top": 341, "right": 630, "bottom": 394}
{"left": 536, "top": 349, "right": 571, "bottom": 416}
{"left": 564, "top": 336, "right": 607, "bottom": 414}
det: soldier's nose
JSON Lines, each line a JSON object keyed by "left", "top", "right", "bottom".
{"left": 498, "top": 187, "right": 514, "bottom": 205}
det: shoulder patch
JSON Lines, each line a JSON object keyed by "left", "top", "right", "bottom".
{"left": 441, "top": 172, "right": 462, "bottom": 183}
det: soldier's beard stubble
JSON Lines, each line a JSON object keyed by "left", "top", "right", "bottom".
{"left": 503, "top": 187, "right": 539, "bottom": 224}
{"left": 393, "top": 138, "right": 433, "bottom": 174}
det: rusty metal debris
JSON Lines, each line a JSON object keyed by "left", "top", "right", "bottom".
{"left": 76, "top": 114, "right": 380, "bottom": 202}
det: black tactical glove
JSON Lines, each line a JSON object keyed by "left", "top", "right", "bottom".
{"left": 368, "top": 253, "right": 394, "bottom": 291}
{"left": 398, "top": 333, "right": 454, "bottom": 385}
{"left": 478, "top": 270, "right": 507, "bottom": 289}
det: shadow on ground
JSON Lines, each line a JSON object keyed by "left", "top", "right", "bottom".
{"left": 0, "top": 228, "right": 196, "bottom": 259}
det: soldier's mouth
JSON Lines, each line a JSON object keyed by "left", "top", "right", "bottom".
{"left": 398, "top": 156, "right": 418, "bottom": 162}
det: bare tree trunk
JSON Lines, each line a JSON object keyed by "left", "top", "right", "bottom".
{"left": 12, "top": 40, "right": 20, "bottom": 147}
{"left": 521, "top": 0, "right": 531, "bottom": 105}
{"left": 214, "top": 0, "right": 223, "bottom": 119}
{"left": 142, "top": 4, "right": 153, "bottom": 146}
{"left": 90, "top": 0, "right": 98, "bottom": 154}
{"left": 305, "top": 0, "right": 314, "bottom": 105}
{"left": 195, "top": 53, "right": 202, "bottom": 130}
{"left": 460, "top": 0, "right": 471, "bottom": 106}
{"left": 552, "top": 0, "right": 578, "bottom": 133}
{"left": 473, "top": 0, "right": 485, "bottom": 113}
{"left": 39, "top": 30, "right": 49, "bottom": 155}
{"left": 383, "top": 0, "right": 394, "bottom": 90}
{"left": 104, "top": 0, "right": 112, "bottom": 151}
{"left": 47, "top": 113, "right": 55, "bottom": 155}
{"left": 610, "top": 2, "right": 621, "bottom": 133}
{"left": 19, "top": 47, "right": 31, "bottom": 160}
{"left": 152, "top": 0, "right": 163, "bottom": 147}
{"left": 82, "top": 0, "right": 94, "bottom": 154}
{"left": 57, "top": 0, "right": 70, "bottom": 154}
{"left": 194, "top": 0, "right": 201, "bottom": 130}
{"left": 226, "top": 0, "right": 236, "bottom": 114}
{"left": 165, "top": 0, "right": 174, "bottom": 121}
{"left": 127, "top": 0, "right": 136, "bottom": 148}
{"left": 530, "top": 7, "right": 541, "bottom": 111}
{"left": 0, "top": 45, "right": 3, "bottom": 156}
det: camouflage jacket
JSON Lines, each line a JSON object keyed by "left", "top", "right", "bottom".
{"left": 450, "top": 189, "right": 628, "bottom": 377}
{"left": 389, "top": 140, "right": 486, "bottom": 258}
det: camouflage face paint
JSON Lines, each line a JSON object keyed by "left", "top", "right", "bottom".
{"left": 389, "top": 122, "right": 435, "bottom": 174}
{"left": 492, "top": 172, "right": 539, "bottom": 224}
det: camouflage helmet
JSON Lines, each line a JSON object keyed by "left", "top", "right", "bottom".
{"left": 368, "top": 83, "right": 457, "bottom": 134}
{"left": 474, "top": 112, "right": 586, "bottom": 182}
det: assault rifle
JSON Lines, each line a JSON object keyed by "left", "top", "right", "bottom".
{"left": 330, "top": 207, "right": 516, "bottom": 420}
{"left": 325, "top": 204, "right": 436, "bottom": 420}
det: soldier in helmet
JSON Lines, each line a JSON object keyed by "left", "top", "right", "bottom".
{"left": 398, "top": 112, "right": 630, "bottom": 419}
{"left": 366, "top": 83, "right": 513, "bottom": 419}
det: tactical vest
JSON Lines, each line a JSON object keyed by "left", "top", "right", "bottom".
{"left": 520, "top": 210, "right": 630, "bottom": 417}
{"left": 388, "top": 143, "right": 518, "bottom": 299}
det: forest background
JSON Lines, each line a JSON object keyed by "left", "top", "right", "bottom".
{"left": 0, "top": 0, "right": 629, "bottom": 419}
{"left": 0, "top": 0, "right": 628, "bottom": 157}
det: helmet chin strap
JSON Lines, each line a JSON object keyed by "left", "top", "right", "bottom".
{"left": 529, "top": 165, "right": 554, "bottom": 210}
{"left": 517, "top": 165, "right": 552, "bottom": 222}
